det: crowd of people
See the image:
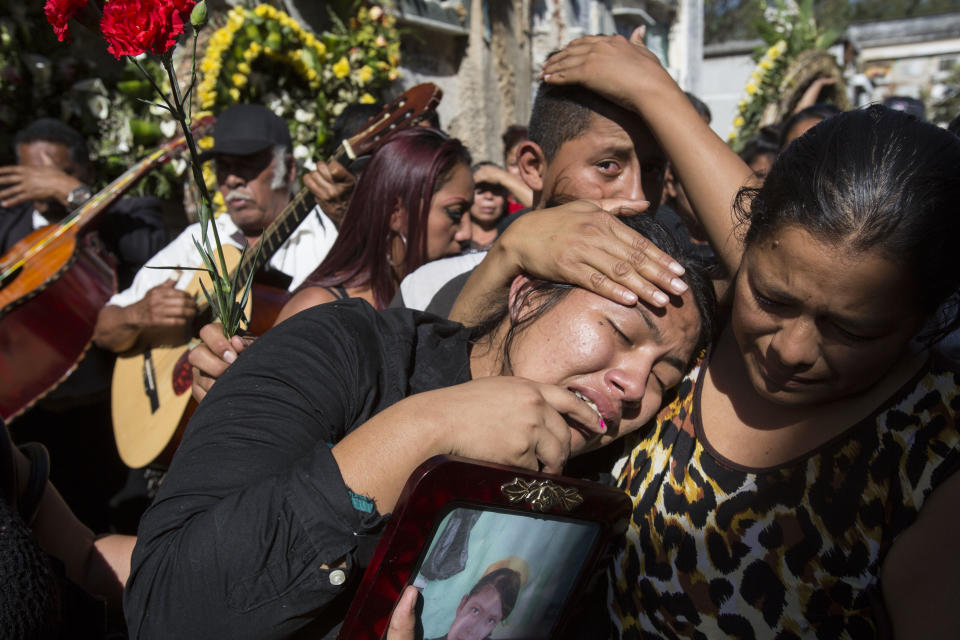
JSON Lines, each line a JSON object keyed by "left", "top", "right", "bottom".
{"left": 2, "top": 25, "right": 959, "bottom": 640}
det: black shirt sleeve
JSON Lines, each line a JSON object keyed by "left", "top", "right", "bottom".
{"left": 125, "top": 301, "right": 394, "bottom": 639}
{"left": 94, "top": 196, "right": 168, "bottom": 290}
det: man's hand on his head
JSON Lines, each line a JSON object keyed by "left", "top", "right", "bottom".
{"left": 538, "top": 29, "right": 670, "bottom": 114}
{"left": 473, "top": 163, "right": 533, "bottom": 207}
{"left": 0, "top": 163, "right": 84, "bottom": 209}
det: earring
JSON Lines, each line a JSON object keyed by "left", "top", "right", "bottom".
{"left": 387, "top": 231, "right": 407, "bottom": 267}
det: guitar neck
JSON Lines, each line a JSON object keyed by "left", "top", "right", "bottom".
{"left": 67, "top": 146, "right": 169, "bottom": 234}
{"left": 0, "top": 146, "right": 171, "bottom": 283}
{"left": 234, "top": 146, "right": 350, "bottom": 283}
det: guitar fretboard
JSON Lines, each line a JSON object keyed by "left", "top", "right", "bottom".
{"left": 233, "top": 146, "right": 350, "bottom": 284}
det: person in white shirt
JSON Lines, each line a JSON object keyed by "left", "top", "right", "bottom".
{"left": 93, "top": 104, "right": 338, "bottom": 353}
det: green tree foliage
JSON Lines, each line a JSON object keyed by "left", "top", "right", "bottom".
{"left": 706, "top": 0, "right": 960, "bottom": 45}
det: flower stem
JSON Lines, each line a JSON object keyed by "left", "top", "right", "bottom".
{"left": 131, "top": 57, "right": 176, "bottom": 115}
{"left": 185, "top": 30, "right": 200, "bottom": 120}
{"left": 164, "top": 58, "right": 231, "bottom": 283}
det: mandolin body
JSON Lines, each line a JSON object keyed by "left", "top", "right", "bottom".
{"left": 0, "top": 231, "right": 116, "bottom": 421}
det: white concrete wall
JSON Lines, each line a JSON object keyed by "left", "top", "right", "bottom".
{"left": 699, "top": 51, "right": 756, "bottom": 138}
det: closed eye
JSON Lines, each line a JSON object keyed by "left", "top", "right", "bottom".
{"left": 608, "top": 319, "right": 633, "bottom": 345}
{"left": 753, "top": 291, "right": 786, "bottom": 310}
{"left": 650, "top": 372, "right": 665, "bottom": 391}
{"left": 445, "top": 205, "right": 468, "bottom": 223}
{"left": 828, "top": 321, "right": 875, "bottom": 343}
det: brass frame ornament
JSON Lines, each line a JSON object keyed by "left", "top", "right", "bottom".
{"left": 501, "top": 478, "right": 584, "bottom": 512}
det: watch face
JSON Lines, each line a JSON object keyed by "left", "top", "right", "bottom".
{"left": 69, "top": 186, "right": 92, "bottom": 207}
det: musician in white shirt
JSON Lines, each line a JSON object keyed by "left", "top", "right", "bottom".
{"left": 94, "top": 104, "right": 338, "bottom": 353}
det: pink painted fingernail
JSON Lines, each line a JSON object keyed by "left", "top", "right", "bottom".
{"left": 652, "top": 291, "right": 669, "bottom": 306}
{"left": 669, "top": 261, "right": 685, "bottom": 276}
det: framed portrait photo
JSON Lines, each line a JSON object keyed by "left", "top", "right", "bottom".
{"left": 339, "top": 455, "right": 631, "bottom": 639}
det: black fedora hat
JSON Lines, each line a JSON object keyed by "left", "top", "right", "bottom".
{"left": 200, "top": 103, "right": 292, "bottom": 160}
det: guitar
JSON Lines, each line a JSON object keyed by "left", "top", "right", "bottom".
{"left": 112, "top": 83, "right": 444, "bottom": 468}
{"left": 0, "top": 117, "right": 215, "bottom": 422}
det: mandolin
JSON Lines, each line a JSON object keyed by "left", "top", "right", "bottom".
{"left": 0, "top": 117, "right": 214, "bottom": 422}
{"left": 111, "top": 83, "right": 444, "bottom": 468}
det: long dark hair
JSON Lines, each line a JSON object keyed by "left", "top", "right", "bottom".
{"left": 736, "top": 105, "right": 960, "bottom": 344}
{"left": 300, "top": 128, "right": 471, "bottom": 309}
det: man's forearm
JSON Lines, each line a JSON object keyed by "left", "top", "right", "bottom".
{"left": 93, "top": 304, "right": 141, "bottom": 353}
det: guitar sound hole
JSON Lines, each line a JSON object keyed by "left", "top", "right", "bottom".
{"left": 172, "top": 350, "right": 193, "bottom": 395}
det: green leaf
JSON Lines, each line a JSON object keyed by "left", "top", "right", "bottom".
{"left": 198, "top": 277, "right": 220, "bottom": 319}
{"left": 192, "top": 237, "right": 217, "bottom": 275}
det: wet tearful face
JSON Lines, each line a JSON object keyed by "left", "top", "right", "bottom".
{"left": 539, "top": 110, "right": 666, "bottom": 208}
{"left": 506, "top": 287, "right": 701, "bottom": 453}
{"left": 732, "top": 225, "right": 923, "bottom": 405}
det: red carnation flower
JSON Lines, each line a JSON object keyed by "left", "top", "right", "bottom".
{"left": 100, "top": 0, "right": 196, "bottom": 59}
{"left": 44, "top": 0, "right": 90, "bottom": 42}
{"left": 172, "top": 0, "right": 197, "bottom": 17}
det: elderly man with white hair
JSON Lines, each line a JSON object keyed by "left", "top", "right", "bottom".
{"left": 94, "top": 104, "right": 338, "bottom": 353}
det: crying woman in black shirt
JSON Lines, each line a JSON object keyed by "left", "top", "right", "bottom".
{"left": 124, "top": 212, "right": 714, "bottom": 639}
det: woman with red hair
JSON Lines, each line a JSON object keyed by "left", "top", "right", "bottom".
{"left": 276, "top": 127, "right": 473, "bottom": 319}
{"left": 190, "top": 127, "right": 473, "bottom": 401}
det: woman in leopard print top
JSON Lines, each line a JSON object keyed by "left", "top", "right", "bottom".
{"left": 535, "top": 34, "right": 960, "bottom": 638}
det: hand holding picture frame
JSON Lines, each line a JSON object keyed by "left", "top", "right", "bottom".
{"left": 339, "top": 456, "right": 631, "bottom": 639}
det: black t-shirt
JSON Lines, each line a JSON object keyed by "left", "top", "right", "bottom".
{"left": 126, "top": 300, "right": 474, "bottom": 639}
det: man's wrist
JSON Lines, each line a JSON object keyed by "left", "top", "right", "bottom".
{"left": 66, "top": 184, "right": 93, "bottom": 210}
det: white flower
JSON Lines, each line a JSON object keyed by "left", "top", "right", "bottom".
{"left": 116, "top": 122, "right": 132, "bottom": 153}
{"left": 170, "top": 157, "right": 187, "bottom": 175}
{"left": 73, "top": 78, "right": 107, "bottom": 94}
{"left": 264, "top": 93, "right": 285, "bottom": 116}
{"left": 294, "top": 108, "right": 314, "bottom": 123}
{"left": 302, "top": 158, "right": 317, "bottom": 171}
{"left": 160, "top": 120, "right": 178, "bottom": 138}
{"left": 293, "top": 144, "right": 310, "bottom": 160}
{"left": 87, "top": 95, "right": 110, "bottom": 120}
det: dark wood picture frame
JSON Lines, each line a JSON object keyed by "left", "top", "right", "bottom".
{"left": 338, "top": 455, "right": 631, "bottom": 639}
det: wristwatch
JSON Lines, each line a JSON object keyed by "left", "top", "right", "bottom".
{"left": 67, "top": 185, "right": 93, "bottom": 210}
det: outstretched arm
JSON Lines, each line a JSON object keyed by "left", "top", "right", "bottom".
{"left": 541, "top": 29, "right": 755, "bottom": 275}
